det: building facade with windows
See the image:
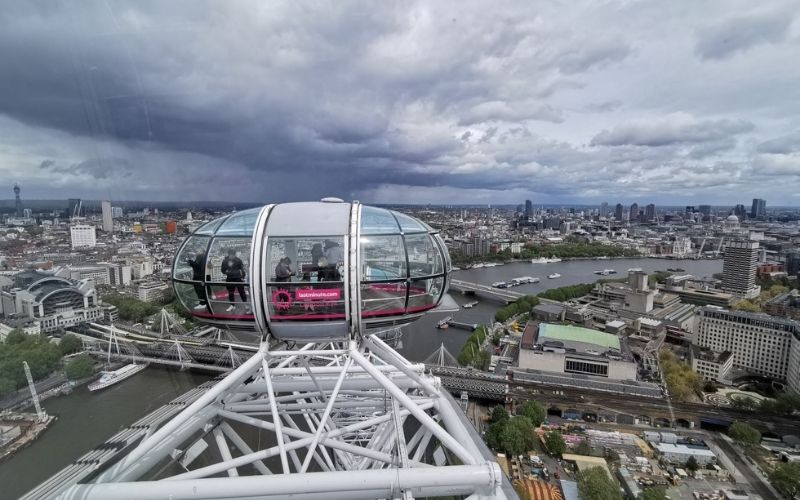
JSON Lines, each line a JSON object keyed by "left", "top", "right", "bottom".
{"left": 0, "top": 271, "right": 102, "bottom": 333}
{"left": 70, "top": 224, "right": 96, "bottom": 248}
{"left": 721, "top": 239, "right": 760, "bottom": 299}
{"left": 696, "top": 307, "right": 798, "bottom": 381}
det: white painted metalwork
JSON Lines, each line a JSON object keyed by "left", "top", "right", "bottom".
{"left": 23, "top": 361, "right": 46, "bottom": 422}
{"left": 56, "top": 335, "right": 507, "bottom": 499}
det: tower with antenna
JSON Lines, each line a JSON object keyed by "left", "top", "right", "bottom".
{"left": 13, "top": 183, "right": 22, "bottom": 217}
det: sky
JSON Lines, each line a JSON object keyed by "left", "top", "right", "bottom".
{"left": 0, "top": 0, "right": 799, "bottom": 206}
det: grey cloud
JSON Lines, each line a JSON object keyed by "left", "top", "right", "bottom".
{"left": 458, "top": 101, "right": 564, "bottom": 125}
{"left": 557, "top": 38, "right": 631, "bottom": 74}
{"left": 591, "top": 113, "right": 754, "bottom": 147}
{"left": 757, "top": 132, "right": 800, "bottom": 154}
{"left": 695, "top": 10, "right": 794, "bottom": 60}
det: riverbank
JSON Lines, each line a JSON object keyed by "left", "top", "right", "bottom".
{"left": 460, "top": 255, "right": 721, "bottom": 268}
{"left": 0, "top": 413, "right": 57, "bottom": 464}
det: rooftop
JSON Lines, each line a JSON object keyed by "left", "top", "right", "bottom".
{"left": 538, "top": 323, "right": 620, "bottom": 351}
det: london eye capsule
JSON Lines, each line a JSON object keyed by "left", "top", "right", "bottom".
{"left": 172, "top": 200, "right": 451, "bottom": 340}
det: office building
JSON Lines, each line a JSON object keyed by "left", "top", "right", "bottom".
{"left": 696, "top": 307, "right": 798, "bottom": 381}
{"left": 698, "top": 205, "right": 711, "bottom": 220}
{"left": 785, "top": 252, "right": 800, "bottom": 277}
{"left": 644, "top": 204, "right": 655, "bottom": 222}
{"left": 111, "top": 206, "right": 123, "bottom": 218}
{"left": 101, "top": 200, "right": 113, "bottom": 232}
{"left": 615, "top": 203, "right": 623, "bottom": 221}
{"left": 750, "top": 198, "right": 766, "bottom": 220}
{"left": 733, "top": 204, "right": 747, "bottom": 220}
{"left": 629, "top": 203, "right": 639, "bottom": 223}
{"left": 137, "top": 281, "right": 171, "bottom": 303}
{"left": 70, "top": 224, "right": 97, "bottom": 248}
{"left": 524, "top": 199, "right": 533, "bottom": 218}
{"left": 600, "top": 202, "right": 608, "bottom": 219}
{"left": 721, "top": 239, "right": 760, "bottom": 299}
{"left": 0, "top": 270, "right": 102, "bottom": 333}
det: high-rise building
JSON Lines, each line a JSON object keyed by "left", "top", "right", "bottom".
{"left": 13, "top": 184, "right": 22, "bottom": 217}
{"left": 111, "top": 206, "right": 123, "bottom": 218}
{"left": 70, "top": 224, "right": 97, "bottom": 248}
{"left": 733, "top": 204, "right": 747, "bottom": 220}
{"left": 524, "top": 199, "right": 533, "bottom": 218}
{"left": 644, "top": 204, "right": 656, "bottom": 222}
{"left": 101, "top": 200, "right": 113, "bottom": 232}
{"left": 22, "top": 208, "right": 32, "bottom": 218}
{"left": 750, "top": 198, "right": 766, "bottom": 220}
{"left": 629, "top": 203, "right": 639, "bottom": 223}
{"left": 698, "top": 205, "right": 711, "bottom": 220}
{"left": 721, "top": 239, "right": 761, "bottom": 299}
{"left": 786, "top": 252, "right": 800, "bottom": 277}
{"left": 600, "top": 202, "right": 608, "bottom": 218}
{"left": 614, "top": 203, "right": 623, "bottom": 221}
{"left": 68, "top": 198, "right": 82, "bottom": 218}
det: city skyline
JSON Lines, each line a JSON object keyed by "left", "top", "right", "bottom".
{"left": 1, "top": 1, "right": 799, "bottom": 205}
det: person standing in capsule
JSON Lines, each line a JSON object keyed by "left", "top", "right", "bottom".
{"left": 187, "top": 252, "right": 208, "bottom": 310}
{"left": 221, "top": 248, "right": 247, "bottom": 312}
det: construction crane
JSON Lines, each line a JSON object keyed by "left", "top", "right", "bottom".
{"left": 23, "top": 361, "right": 46, "bottom": 423}
{"left": 715, "top": 237, "right": 725, "bottom": 257}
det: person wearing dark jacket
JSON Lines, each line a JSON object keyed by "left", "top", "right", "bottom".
{"left": 275, "top": 257, "right": 293, "bottom": 282}
{"left": 187, "top": 252, "right": 207, "bottom": 310}
{"left": 221, "top": 249, "right": 247, "bottom": 311}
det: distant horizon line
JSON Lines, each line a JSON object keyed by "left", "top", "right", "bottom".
{"left": 0, "top": 198, "right": 797, "bottom": 209}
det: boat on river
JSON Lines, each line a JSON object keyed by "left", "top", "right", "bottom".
{"left": 88, "top": 363, "right": 148, "bottom": 392}
{"left": 547, "top": 273, "right": 561, "bottom": 279}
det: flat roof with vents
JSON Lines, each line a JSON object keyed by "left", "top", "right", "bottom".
{"left": 538, "top": 323, "right": 620, "bottom": 351}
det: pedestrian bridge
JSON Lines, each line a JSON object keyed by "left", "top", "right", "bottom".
{"left": 449, "top": 279, "right": 524, "bottom": 303}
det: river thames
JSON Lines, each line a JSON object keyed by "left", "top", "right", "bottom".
{"left": 0, "top": 257, "right": 722, "bottom": 498}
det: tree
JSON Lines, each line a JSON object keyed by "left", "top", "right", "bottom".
{"left": 577, "top": 467, "right": 622, "bottom": 500}
{"left": 733, "top": 299, "right": 760, "bottom": 312}
{"left": 544, "top": 431, "right": 566, "bottom": 457}
{"left": 728, "top": 421, "right": 761, "bottom": 446}
{"left": 485, "top": 421, "right": 505, "bottom": 451}
{"left": 501, "top": 416, "right": 536, "bottom": 456}
{"left": 518, "top": 400, "right": 546, "bottom": 427}
{"left": 640, "top": 486, "right": 668, "bottom": 500}
{"left": 59, "top": 334, "right": 82, "bottom": 356}
{"left": 770, "top": 462, "right": 800, "bottom": 499}
{"left": 65, "top": 354, "right": 95, "bottom": 380}
{"left": 685, "top": 456, "right": 699, "bottom": 472}
{"left": 0, "top": 377, "right": 15, "bottom": 397}
{"left": 5, "top": 329, "right": 27, "bottom": 345}
{"left": 575, "top": 440, "right": 592, "bottom": 456}
{"left": 491, "top": 406, "right": 509, "bottom": 424}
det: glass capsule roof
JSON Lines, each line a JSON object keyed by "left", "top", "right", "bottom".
{"left": 172, "top": 202, "right": 451, "bottom": 341}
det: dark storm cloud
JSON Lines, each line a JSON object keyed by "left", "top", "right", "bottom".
{"left": 0, "top": 1, "right": 798, "bottom": 204}
{"left": 694, "top": 9, "right": 794, "bottom": 60}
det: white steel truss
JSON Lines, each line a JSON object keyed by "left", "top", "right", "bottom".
{"left": 57, "top": 334, "right": 506, "bottom": 500}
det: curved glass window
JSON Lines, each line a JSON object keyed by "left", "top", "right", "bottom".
{"left": 216, "top": 208, "right": 261, "bottom": 236}
{"left": 393, "top": 211, "right": 428, "bottom": 233}
{"left": 360, "top": 206, "right": 400, "bottom": 234}
{"left": 361, "top": 235, "right": 406, "bottom": 281}
{"left": 407, "top": 277, "right": 445, "bottom": 312}
{"left": 405, "top": 233, "right": 443, "bottom": 277}
{"left": 361, "top": 282, "right": 407, "bottom": 317}
{"left": 175, "top": 281, "right": 207, "bottom": 312}
{"left": 195, "top": 216, "right": 229, "bottom": 235}
{"left": 174, "top": 236, "right": 211, "bottom": 281}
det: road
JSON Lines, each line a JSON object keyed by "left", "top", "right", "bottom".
{"left": 0, "top": 373, "right": 67, "bottom": 411}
